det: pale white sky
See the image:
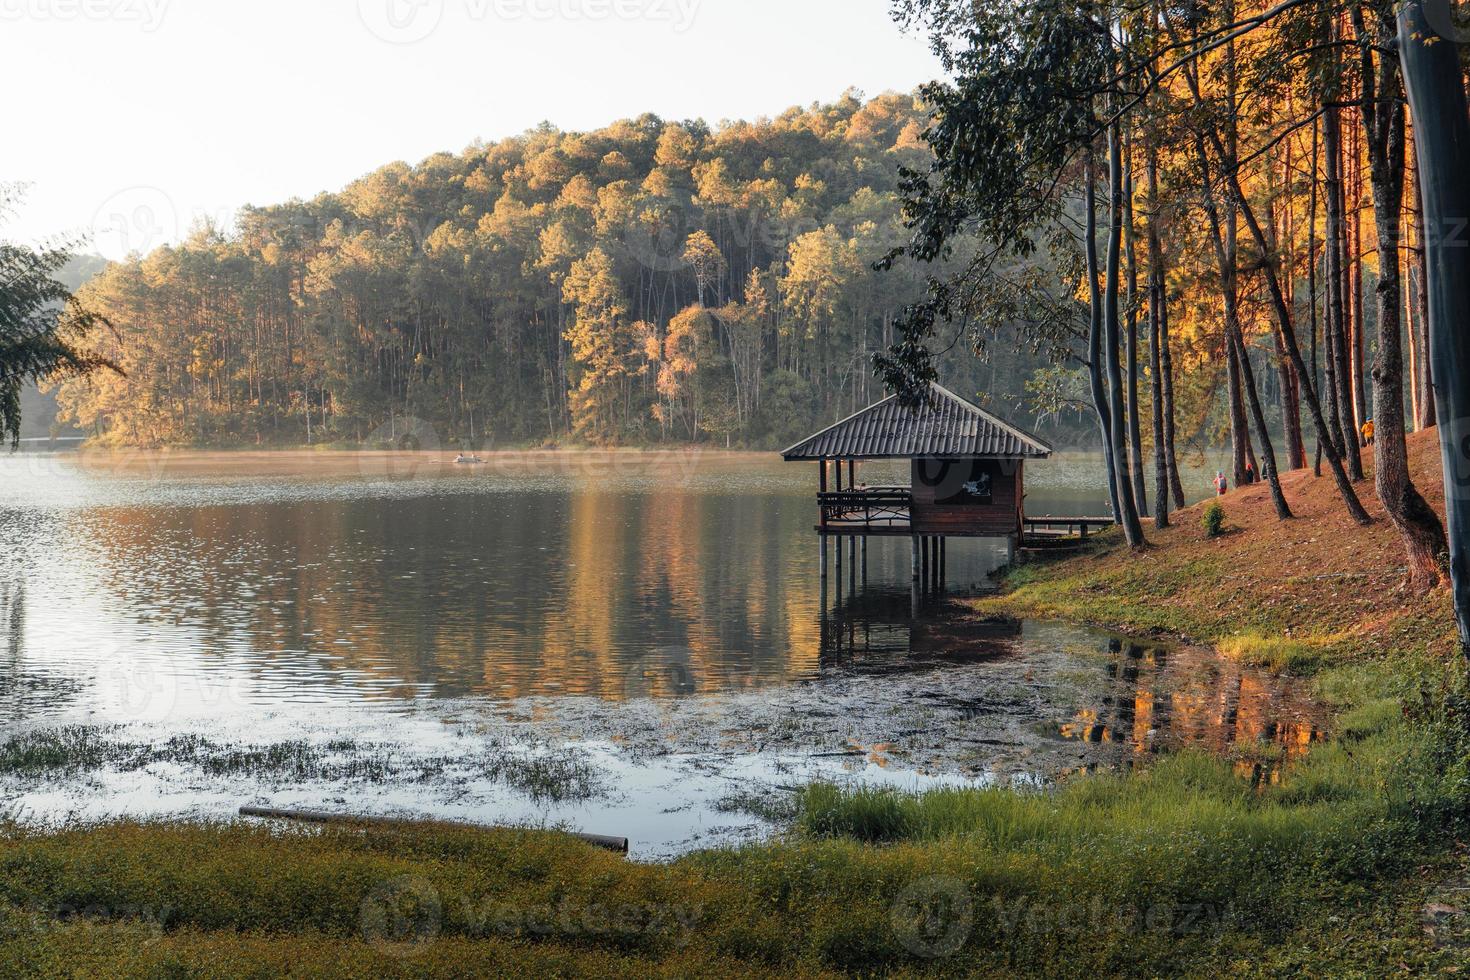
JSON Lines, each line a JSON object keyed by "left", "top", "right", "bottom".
{"left": 3, "top": 0, "right": 943, "bottom": 259}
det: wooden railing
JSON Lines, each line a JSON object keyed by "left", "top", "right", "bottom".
{"left": 818, "top": 487, "right": 912, "bottom": 529}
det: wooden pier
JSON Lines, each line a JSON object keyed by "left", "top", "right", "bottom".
{"left": 1021, "top": 515, "right": 1116, "bottom": 547}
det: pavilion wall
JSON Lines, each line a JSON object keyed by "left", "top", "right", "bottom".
{"left": 909, "top": 457, "right": 1025, "bottom": 538}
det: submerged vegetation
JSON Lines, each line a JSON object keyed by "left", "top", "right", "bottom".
{"left": 0, "top": 727, "right": 603, "bottom": 804}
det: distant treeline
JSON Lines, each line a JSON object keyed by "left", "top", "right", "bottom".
{"left": 52, "top": 91, "right": 1097, "bottom": 450}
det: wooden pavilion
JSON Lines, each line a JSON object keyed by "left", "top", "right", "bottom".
{"left": 782, "top": 382, "right": 1059, "bottom": 586}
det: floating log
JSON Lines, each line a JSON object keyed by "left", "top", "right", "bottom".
{"left": 237, "top": 805, "right": 629, "bottom": 855}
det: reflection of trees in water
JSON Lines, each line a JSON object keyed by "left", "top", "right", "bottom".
{"left": 78, "top": 488, "right": 824, "bottom": 703}
{"left": 0, "top": 576, "right": 83, "bottom": 721}
{"left": 3, "top": 578, "right": 22, "bottom": 661}
{"left": 1058, "top": 642, "right": 1325, "bottom": 777}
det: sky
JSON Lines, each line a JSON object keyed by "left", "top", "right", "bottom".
{"left": 3, "top": 0, "right": 944, "bottom": 260}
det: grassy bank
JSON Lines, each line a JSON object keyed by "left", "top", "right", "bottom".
{"left": 981, "top": 430, "right": 1459, "bottom": 668}
{"left": 4, "top": 434, "right": 1469, "bottom": 976}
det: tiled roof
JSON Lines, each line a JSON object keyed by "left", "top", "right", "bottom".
{"left": 781, "top": 383, "right": 1053, "bottom": 460}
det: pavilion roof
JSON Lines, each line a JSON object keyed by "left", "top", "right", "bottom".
{"left": 780, "top": 383, "right": 1053, "bottom": 461}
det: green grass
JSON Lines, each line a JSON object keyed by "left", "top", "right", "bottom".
{"left": 1216, "top": 633, "right": 1327, "bottom": 673}
{"left": 980, "top": 537, "right": 1236, "bottom": 645}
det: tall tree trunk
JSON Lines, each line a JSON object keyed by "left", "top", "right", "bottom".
{"left": 1356, "top": 2, "right": 1447, "bottom": 589}
{"left": 1106, "top": 122, "right": 1147, "bottom": 547}
{"left": 1410, "top": 155, "right": 1437, "bottom": 429}
{"left": 1085, "top": 152, "right": 1124, "bottom": 526}
{"left": 1325, "top": 101, "right": 1365, "bottom": 478}
{"left": 1232, "top": 178, "right": 1373, "bottom": 525}
{"left": 1146, "top": 0, "right": 1187, "bottom": 512}
{"left": 1309, "top": 115, "right": 1325, "bottom": 477}
{"left": 1231, "top": 325, "right": 1293, "bottom": 519}
{"left": 1147, "top": 147, "right": 1173, "bottom": 528}
{"left": 1226, "top": 337, "right": 1253, "bottom": 486}
{"left": 1198, "top": 137, "right": 1292, "bottom": 520}
{"left": 1350, "top": 136, "right": 1369, "bottom": 434}
{"left": 1405, "top": 187, "right": 1423, "bottom": 431}
{"left": 1400, "top": 0, "right": 1470, "bottom": 648}
{"left": 1124, "top": 150, "right": 1149, "bottom": 516}
{"left": 1273, "top": 322, "right": 1307, "bottom": 469}
{"left": 1274, "top": 139, "right": 1308, "bottom": 470}
{"left": 1219, "top": 11, "right": 1253, "bottom": 492}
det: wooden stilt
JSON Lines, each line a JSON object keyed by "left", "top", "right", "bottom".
{"left": 848, "top": 535, "right": 857, "bottom": 594}
{"left": 835, "top": 534, "right": 843, "bottom": 579}
{"left": 818, "top": 461, "right": 828, "bottom": 530}
{"left": 835, "top": 536, "right": 844, "bottom": 606}
{"left": 939, "top": 537, "right": 946, "bottom": 588}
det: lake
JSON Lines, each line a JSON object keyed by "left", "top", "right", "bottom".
{"left": 0, "top": 449, "right": 1317, "bottom": 857}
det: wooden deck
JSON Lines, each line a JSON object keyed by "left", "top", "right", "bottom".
{"left": 816, "top": 488, "right": 1113, "bottom": 544}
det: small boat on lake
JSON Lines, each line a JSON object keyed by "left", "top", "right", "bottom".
{"left": 454, "top": 454, "right": 484, "bottom": 465}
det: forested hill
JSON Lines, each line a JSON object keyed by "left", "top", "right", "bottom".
{"left": 55, "top": 91, "right": 1068, "bottom": 450}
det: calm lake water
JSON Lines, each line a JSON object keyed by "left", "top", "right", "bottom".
{"left": 0, "top": 448, "right": 1306, "bottom": 857}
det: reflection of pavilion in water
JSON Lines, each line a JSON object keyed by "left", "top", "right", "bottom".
{"left": 818, "top": 587, "right": 1024, "bottom": 672}
{"left": 1057, "top": 641, "right": 1325, "bottom": 783}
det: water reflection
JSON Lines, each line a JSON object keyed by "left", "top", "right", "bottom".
{"left": 819, "top": 590, "right": 1024, "bottom": 673}
{"left": 1055, "top": 641, "right": 1324, "bottom": 779}
{"left": 1, "top": 450, "right": 1282, "bottom": 746}
{"left": 818, "top": 593, "right": 1326, "bottom": 780}
{"left": 2, "top": 454, "right": 1026, "bottom": 721}
{"left": 0, "top": 451, "right": 1329, "bottom": 856}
